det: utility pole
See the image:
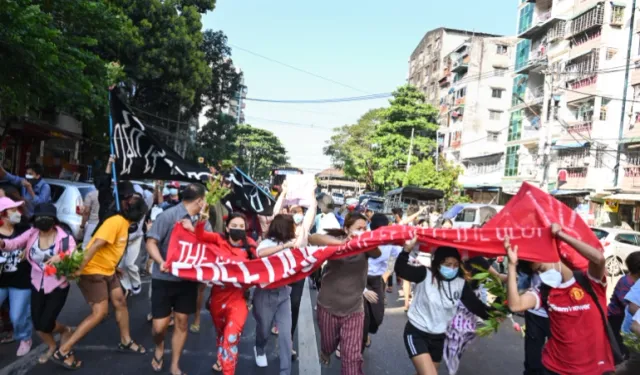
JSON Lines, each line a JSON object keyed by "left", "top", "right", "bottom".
{"left": 540, "top": 69, "right": 555, "bottom": 192}
{"left": 614, "top": 0, "right": 636, "bottom": 187}
{"left": 435, "top": 131, "right": 440, "bottom": 172}
{"left": 406, "top": 127, "right": 415, "bottom": 173}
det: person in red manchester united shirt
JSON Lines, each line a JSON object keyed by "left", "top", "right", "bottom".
{"left": 505, "top": 223, "right": 614, "bottom": 375}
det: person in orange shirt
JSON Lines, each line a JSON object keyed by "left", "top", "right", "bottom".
{"left": 51, "top": 192, "right": 148, "bottom": 370}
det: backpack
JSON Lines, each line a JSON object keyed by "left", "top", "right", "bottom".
{"left": 540, "top": 270, "right": 624, "bottom": 365}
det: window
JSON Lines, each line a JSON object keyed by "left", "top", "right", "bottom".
{"left": 487, "top": 131, "right": 500, "bottom": 141}
{"left": 611, "top": 5, "right": 625, "bottom": 25}
{"left": 615, "top": 233, "right": 638, "bottom": 246}
{"left": 489, "top": 110, "right": 502, "bottom": 120}
{"left": 496, "top": 45, "right": 508, "bottom": 55}
{"left": 591, "top": 228, "right": 609, "bottom": 240}
{"left": 600, "top": 98, "right": 610, "bottom": 120}
{"left": 508, "top": 111, "right": 522, "bottom": 141}
{"left": 606, "top": 48, "right": 618, "bottom": 60}
{"left": 495, "top": 68, "right": 508, "bottom": 77}
{"left": 491, "top": 89, "right": 503, "bottom": 98}
{"left": 505, "top": 145, "right": 520, "bottom": 177}
{"left": 456, "top": 87, "right": 466, "bottom": 98}
{"left": 455, "top": 209, "right": 476, "bottom": 223}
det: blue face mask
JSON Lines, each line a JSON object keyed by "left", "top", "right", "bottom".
{"left": 439, "top": 265, "right": 459, "bottom": 280}
{"left": 169, "top": 188, "right": 179, "bottom": 196}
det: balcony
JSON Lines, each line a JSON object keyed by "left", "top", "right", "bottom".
{"left": 518, "top": 11, "right": 565, "bottom": 39}
{"left": 565, "top": 120, "right": 593, "bottom": 135}
{"left": 454, "top": 97, "right": 466, "bottom": 107}
{"left": 438, "top": 74, "right": 451, "bottom": 87}
{"left": 452, "top": 56, "right": 469, "bottom": 73}
{"left": 515, "top": 50, "right": 548, "bottom": 74}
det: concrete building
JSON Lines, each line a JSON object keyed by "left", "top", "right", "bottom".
{"left": 408, "top": 28, "right": 500, "bottom": 107}
{"left": 437, "top": 35, "right": 519, "bottom": 203}
{"left": 502, "top": 0, "right": 635, "bottom": 227}
{"left": 224, "top": 69, "right": 247, "bottom": 124}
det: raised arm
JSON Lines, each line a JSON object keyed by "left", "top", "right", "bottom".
{"left": 505, "top": 237, "right": 538, "bottom": 313}
{"left": 399, "top": 206, "right": 427, "bottom": 225}
{"left": 272, "top": 180, "right": 288, "bottom": 217}
{"left": 552, "top": 223, "right": 605, "bottom": 280}
{"left": 0, "top": 229, "right": 33, "bottom": 252}
{"left": 193, "top": 221, "right": 223, "bottom": 245}
{"left": 309, "top": 233, "right": 346, "bottom": 246}
{"left": 394, "top": 239, "right": 427, "bottom": 283}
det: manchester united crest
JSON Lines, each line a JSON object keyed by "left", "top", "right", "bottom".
{"left": 570, "top": 287, "right": 584, "bottom": 301}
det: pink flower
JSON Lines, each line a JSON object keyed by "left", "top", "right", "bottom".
{"left": 513, "top": 322, "right": 521, "bottom": 332}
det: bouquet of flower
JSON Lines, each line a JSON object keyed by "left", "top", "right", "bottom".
{"left": 623, "top": 332, "right": 640, "bottom": 353}
{"left": 472, "top": 266, "right": 524, "bottom": 338}
{"left": 43, "top": 244, "right": 85, "bottom": 281}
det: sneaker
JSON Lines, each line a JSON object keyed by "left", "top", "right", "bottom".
{"left": 16, "top": 339, "right": 31, "bottom": 356}
{"left": 254, "top": 346, "right": 268, "bottom": 367}
{"left": 132, "top": 286, "right": 142, "bottom": 295}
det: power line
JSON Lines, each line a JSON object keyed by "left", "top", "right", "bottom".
{"left": 245, "top": 93, "right": 391, "bottom": 104}
{"left": 230, "top": 44, "right": 370, "bottom": 94}
{"left": 244, "top": 115, "right": 334, "bottom": 131}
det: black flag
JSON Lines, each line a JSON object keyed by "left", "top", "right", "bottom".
{"left": 110, "top": 92, "right": 211, "bottom": 182}
{"left": 226, "top": 167, "right": 275, "bottom": 216}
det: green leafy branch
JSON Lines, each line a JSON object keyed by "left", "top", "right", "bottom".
{"left": 623, "top": 332, "right": 640, "bottom": 353}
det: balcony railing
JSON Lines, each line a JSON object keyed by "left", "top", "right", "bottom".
{"left": 569, "top": 3, "right": 604, "bottom": 37}
{"left": 547, "top": 20, "right": 566, "bottom": 42}
{"left": 569, "top": 75, "right": 597, "bottom": 89}
{"left": 519, "top": 10, "right": 563, "bottom": 39}
{"left": 454, "top": 97, "right": 466, "bottom": 107}
{"left": 452, "top": 57, "right": 469, "bottom": 73}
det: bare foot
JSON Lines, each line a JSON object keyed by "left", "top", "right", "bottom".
{"left": 38, "top": 347, "right": 55, "bottom": 364}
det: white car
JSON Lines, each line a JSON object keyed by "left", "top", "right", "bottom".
{"left": 451, "top": 204, "right": 504, "bottom": 229}
{"left": 46, "top": 179, "right": 96, "bottom": 240}
{"left": 591, "top": 227, "right": 640, "bottom": 276}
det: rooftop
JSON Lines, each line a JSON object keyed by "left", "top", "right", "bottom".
{"left": 410, "top": 27, "right": 503, "bottom": 59}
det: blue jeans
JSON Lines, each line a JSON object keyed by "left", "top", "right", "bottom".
{"left": 0, "top": 287, "right": 32, "bottom": 341}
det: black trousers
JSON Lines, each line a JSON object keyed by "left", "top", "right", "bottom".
{"left": 608, "top": 314, "right": 630, "bottom": 358}
{"left": 289, "top": 278, "right": 305, "bottom": 338}
{"left": 31, "top": 286, "right": 69, "bottom": 333}
{"left": 524, "top": 311, "right": 551, "bottom": 375}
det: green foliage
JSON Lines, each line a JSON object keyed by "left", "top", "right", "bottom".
{"left": 0, "top": 0, "right": 137, "bottom": 119}
{"left": 205, "top": 175, "right": 230, "bottom": 206}
{"left": 405, "top": 158, "right": 470, "bottom": 208}
{"left": 323, "top": 108, "right": 384, "bottom": 189}
{"left": 623, "top": 332, "right": 640, "bottom": 353}
{"left": 471, "top": 265, "right": 512, "bottom": 338}
{"left": 192, "top": 113, "right": 239, "bottom": 166}
{"left": 234, "top": 125, "right": 288, "bottom": 180}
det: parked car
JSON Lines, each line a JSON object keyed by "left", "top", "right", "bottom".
{"left": 332, "top": 192, "right": 345, "bottom": 206}
{"left": 345, "top": 197, "right": 359, "bottom": 206}
{"left": 450, "top": 204, "right": 504, "bottom": 229}
{"left": 590, "top": 227, "right": 640, "bottom": 276}
{"left": 46, "top": 179, "right": 96, "bottom": 241}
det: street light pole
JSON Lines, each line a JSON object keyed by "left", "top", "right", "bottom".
{"left": 406, "top": 127, "right": 415, "bottom": 173}
{"left": 614, "top": 0, "right": 636, "bottom": 187}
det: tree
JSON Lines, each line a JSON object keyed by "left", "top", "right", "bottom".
{"left": 234, "top": 125, "right": 288, "bottom": 180}
{"left": 323, "top": 108, "right": 384, "bottom": 189}
{"left": 0, "top": 0, "right": 137, "bottom": 120}
{"left": 371, "top": 85, "right": 439, "bottom": 190}
{"left": 405, "top": 159, "right": 470, "bottom": 207}
{"left": 190, "top": 113, "right": 238, "bottom": 166}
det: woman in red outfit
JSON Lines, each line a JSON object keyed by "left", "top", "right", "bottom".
{"left": 182, "top": 212, "right": 256, "bottom": 374}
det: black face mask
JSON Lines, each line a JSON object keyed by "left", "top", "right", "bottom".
{"left": 34, "top": 217, "right": 55, "bottom": 232}
{"left": 229, "top": 229, "right": 246, "bottom": 242}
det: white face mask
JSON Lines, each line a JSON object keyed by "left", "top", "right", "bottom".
{"left": 351, "top": 230, "right": 365, "bottom": 237}
{"left": 8, "top": 211, "right": 21, "bottom": 224}
{"left": 539, "top": 263, "right": 563, "bottom": 288}
{"left": 25, "top": 174, "right": 34, "bottom": 180}
{"left": 169, "top": 188, "right": 179, "bottom": 196}
{"left": 293, "top": 213, "right": 304, "bottom": 225}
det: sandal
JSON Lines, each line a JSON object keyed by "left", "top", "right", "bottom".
{"left": 189, "top": 324, "right": 200, "bottom": 333}
{"left": 212, "top": 361, "right": 222, "bottom": 372}
{"left": 51, "top": 349, "right": 82, "bottom": 370}
{"left": 151, "top": 355, "right": 164, "bottom": 373}
{"left": 319, "top": 352, "right": 331, "bottom": 366}
{"left": 38, "top": 348, "right": 55, "bottom": 364}
{"left": 291, "top": 349, "right": 298, "bottom": 361}
{"left": 118, "top": 339, "right": 146, "bottom": 354}
{"left": 0, "top": 334, "right": 15, "bottom": 344}
{"left": 335, "top": 345, "right": 341, "bottom": 359}
{"left": 365, "top": 336, "right": 372, "bottom": 348}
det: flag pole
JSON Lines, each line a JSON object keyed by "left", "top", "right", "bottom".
{"left": 108, "top": 90, "right": 120, "bottom": 211}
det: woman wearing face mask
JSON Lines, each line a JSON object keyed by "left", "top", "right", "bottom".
{"left": 0, "top": 203, "right": 75, "bottom": 364}
{"left": 0, "top": 197, "right": 33, "bottom": 356}
{"left": 394, "top": 244, "right": 491, "bottom": 375}
{"left": 309, "top": 212, "right": 381, "bottom": 374}
{"left": 505, "top": 224, "right": 615, "bottom": 375}
{"left": 182, "top": 212, "right": 256, "bottom": 375}
{"left": 252, "top": 214, "right": 299, "bottom": 374}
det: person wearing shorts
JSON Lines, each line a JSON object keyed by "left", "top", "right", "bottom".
{"left": 55, "top": 192, "right": 148, "bottom": 370}
{"left": 146, "top": 183, "right": 210, "bottom": 375}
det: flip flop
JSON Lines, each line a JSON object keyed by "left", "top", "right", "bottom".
{"left": 189, "top": 324, "right": 200, "bottom": 333}
{"left": 211, "top": 361, "right": 222, "bottom": 372}
{"left": 151, "top": 355, "right": 164, "bottom": 373}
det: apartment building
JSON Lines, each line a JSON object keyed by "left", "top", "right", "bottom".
{"left": 408, "top": 28, "right": 500, "bottom": 107}
{"left": 435, "top": 36, "right": 518, "bottom": 203}
{"left": 224, "top": 69, "right": 247, "bottom": 124}
{"left": 503, "top": 0, "right": 635, "bottom": 227}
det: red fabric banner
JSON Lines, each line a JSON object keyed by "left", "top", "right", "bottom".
{"left": 484, "top": 182, "right": 601, "bottom": 270}
{"left": 165, "top": 224, "right": 554, "bottom": 289}
{"left": 164, "top": 182, "right": 600, "bottom": 288}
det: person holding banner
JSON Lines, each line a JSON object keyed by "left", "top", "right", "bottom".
{"left": 505, "top": 224, "right": 616, "bottom": 375}
{"left": 309, "top": 212, "right": 381, "bottom": 375}
{"left": 181, "top": 212, "right": 257, "bottom": 375}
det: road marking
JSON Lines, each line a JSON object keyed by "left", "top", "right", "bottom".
{"left": 0, "top": 343, "right": 47, "bottom": 375}
{"left": 297, "top": 278, "right": 321, "bottom": 375}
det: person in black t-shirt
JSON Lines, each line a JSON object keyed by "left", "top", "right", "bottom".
{"left": 0, "top": 196, "right": 33, "bottom": 356}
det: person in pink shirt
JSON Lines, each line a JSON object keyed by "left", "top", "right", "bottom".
{"left": 0, "top": 203, "right": 75, "bottom": 365}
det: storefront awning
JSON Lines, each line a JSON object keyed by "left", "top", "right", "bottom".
{"left": 603, "top": 193, "right": 640, "bottom": 202}
{"left": 550, "top": 189, "right": 590, "bottom": 196}
{"left": 551, "top": 140, "right": 589, "bottom": 150}
{"left": 463, "top": 185, "right": 500, "bottom": 192}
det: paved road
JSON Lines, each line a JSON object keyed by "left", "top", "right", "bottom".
{"left": 0, "top": 277, "right": 529, "bottom": 375}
